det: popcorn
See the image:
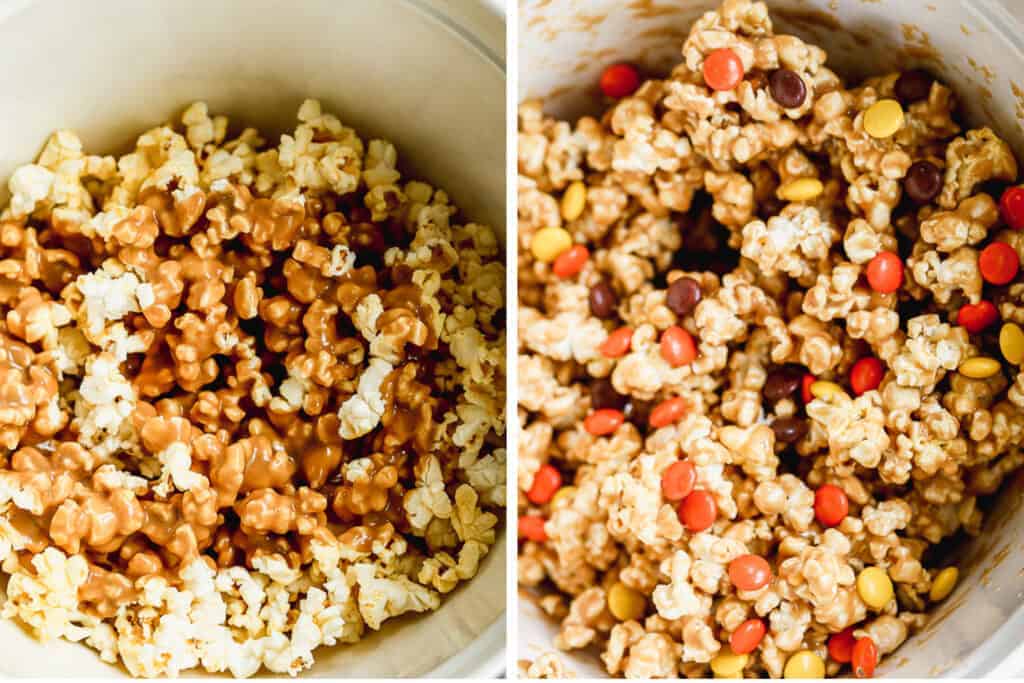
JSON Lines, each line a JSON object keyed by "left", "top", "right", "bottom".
{"left": 7, "top": 164, "right": 55, "bottom": 218}
{"left": 0, "top": 99, "right": 504, "bottom": 677}
{"left": 337, "top": 357, "right": 393, "bottom": 439}
{"left": 517, "top": 1, "right": 1024, "bottom": 678}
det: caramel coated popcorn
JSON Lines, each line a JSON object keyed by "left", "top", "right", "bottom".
{"left": 0, "top": 99, "right": 505, "bottom": 677}
{"left": 518, "top": 1, "right": 1024, "bottom": 679}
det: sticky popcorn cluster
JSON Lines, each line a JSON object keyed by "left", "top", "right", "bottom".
{"left": 0, "top": 99, "right": 505, "bottom": 676}
{"left": 518, "top": 0, "right": 1023, "bottom": 678}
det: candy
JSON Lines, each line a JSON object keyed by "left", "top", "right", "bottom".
{"left": 600, "top": 63, "right": 640, "bottom": 98}
{"left": 777, "top": 177, "right": 823, "bottom": 202}
{"left": 1000, "top": 322, "right": 1024, "bottom": 364}
{"left": 857, "top": 566, "right": 894, "bottom": 609}
{"left": 703, "top": 48, "right": 744, "bottom": 91}
{"left": 552, "top": 244, "right": 589, "bottom": 278}
{"left": 560, "top": 181, "right": 587, "bottom": 222}
{"left": 863, "top": 99, "right": 904, "bottom": 138}
{"left": 530, "top": 226, "right": 572, "bottom": 262}
{"left": 958, "top": 357, "right": 1001, "bottom": 379}
{"left": 929, "top": 567, "right": 959, "bottom": 602}
{"left": 979, "top": 241, "right": 1019, "bottom": 285}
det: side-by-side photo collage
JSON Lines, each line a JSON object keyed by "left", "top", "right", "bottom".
{"left": 0, "top": 0, "right": 1022, "bottom": 679}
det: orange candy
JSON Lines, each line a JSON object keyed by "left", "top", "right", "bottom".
{"left": 518, "top": 515, "right": 548, "bottom": 542}
{"left": 661, "top": 325, "right": 697, "bottom": 367}
{"left": 679, "top": 489, "right": 717, "bottom": 532}
{"left": 552, "top": 245, "right": 589, "bottom": 278}
{"left": 728, "top": 554, "right": 772, "bottom": 591}
{"left": 852, "top": 637, "right": 878, "bottom": 678}
{"left": 814, "top": 484, "right": 849, "bottom": 527}
{"left": 600, "top": 326, "right": 634, "bottom": 358}
{"left": 866, "top": 251, "right": 904, "bottom": 293}
{"left": 584, "top": 409, "right": 625, "bottom": 436}
{"left": 527, "top": 464, "right": 562, "bottom": 504}
{"left": 703, "top": 48, "right": 744, "bottom": 91}
{"left": 649, "top": 396, "right": 688, "bottom": 428}
{"left": 730, "top": 618, "right": 767, "bottom": 655}
{"left": 661, "top": 460, "right": 697, "bottom": 501}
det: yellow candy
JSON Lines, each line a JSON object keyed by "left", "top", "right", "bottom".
{"left": 958, "top": 357, "right": 1002, "bottom": 379}
{"left": 551, "top": 485, "right": 577, "bottom": 509}
{"left": 857, "top": 566, "right": 894, "bottom": 609}
{"left": 930, "top": 566, "right": 959, "bottom": 602}
{"left": 863, "top": 99, "right": 905, "bottom": 138}
{"left": 561, "top": 181, "right": 588, "bottom": 222}
{"left": 1000, "top": 322, "right": 1024, "bottom": 365}
{"left": 777, "top": 178, "right": 824, "bottom": 202}
{"left": 711, "top": 650, "right": 749, "bottom": 678}
{"left": 531, "top": 226, "right": 573, "bottom": 263}
{"left": 784, "top": 650, "right": 826, "bottom": 679}
{"left": 607, "top": 582, "right": 646, "bottom": 621}
{"left": 809, "top": 380, "right": 845, "bottom": 400}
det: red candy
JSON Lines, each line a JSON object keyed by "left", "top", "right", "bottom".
{"left": 661, "top": 325, "right": 698, "bottom": 367}
{"left": 1000, "top": 185, "right": 1024, "bottom": 230}
{"left": 584, "top": 409, "right": 625, "bottom": 436}
{"left": 850, "top": 357, "right": 884, "bottom": 395}
{"left": 649, "top": 397, "right": 688, "bottom": 428}
{"left": 679, "top": 490, "right": 717, "bottom": 532}
{"left": 527, "top": 464, "right": 562, "bottom": 504}
{"left": 801, "top": 373, "right": 816, "bottom": 404}
{"left": 814, "top": 484, "right": 849, "bottom": 527}
{"left": 518, "top": 515, "right": 548, "bottom": 542}
{"left": 703, "top": 48, "right": 744, "bottom": 91}
{"left": 552, "top": 245, "right": 589, "bottom": 278}
{"left": 979, "top": 241, "right": 1019, "bottom": 285}
{"left": 958, "top": 300, "right": 999, "bottom": 334}
{"left": 600, "top": 63, "right": 641, "bottom": 98}
{"left": 600, "top": 326, "right": 634, "bottom": 358}
{"left": 852, "top": 637, "right": 878, "bottom": 678}
{"left": 730, "top": 618, "right": 767, "bottom": 655}
{"left": 728, "top": 554, "right": 773, "bottom": 591}
{"left": 828, "top": 627, "right": 857, "bottom": 663}
{"left": 866, "top": 251, "right": 904, "bottom": 293}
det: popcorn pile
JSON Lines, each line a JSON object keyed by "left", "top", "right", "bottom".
{"left": 517, "top": 0, "right": 1024, "bottom": 678}
{"left": 0, "top": 99, "right": 505, "bottom": 676}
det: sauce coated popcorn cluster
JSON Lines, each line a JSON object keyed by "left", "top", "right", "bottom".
{"left": 0, "top": 99, "right": 505, "bottom": 676}
{"left": 517, "top": 1, "right": 1024, "bottom": 678}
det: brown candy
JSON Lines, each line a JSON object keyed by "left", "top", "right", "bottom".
{"left": 591, "top": 378, "right": 626, "bottom": 411}
{"left": 666, "top": 277, "right": 703, "bottom": 316}
{"left": 771, "top": 416, "right": 808, "bottom": 443}
{"left": 589, "top": 281, "right": 618, "bottom": 319}
{"left": 768, "top": 69, "right": 807, "bottom": 109}
{"left": 763, "top": 365, "right": 805, "bottom": 403}
{"left": 894, "top": 69, "right": 934, "bottom": 104}
{"left": 904, "top": 160, "right": 943, "bottom": 204}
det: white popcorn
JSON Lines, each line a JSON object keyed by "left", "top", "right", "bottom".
{"left": 7, "top": 163, "right": 55, "bottom": 217}
{"left": 349, "top": 563, "right": 440, "bottom": 630}
{"left": 153, "top": 442, "right": 207, "bottom": 495}
{"left": 404, "top": 456, "right": 453, "bottom": 531}
{"left": 325, "top": 244, "right": 356, "bottom": 277}
{"left": 71, "top": 263, "right": 146, "bottom": 339}
{"left": 337, "top": 357, "right": 393, "bottom": 439}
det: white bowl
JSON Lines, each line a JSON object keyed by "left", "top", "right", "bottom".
{"left": 0, "top": 0, "right": 506, "bottom": 677}
{"left": 518, "top": 0, "right": 1024, "bottom": 677}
